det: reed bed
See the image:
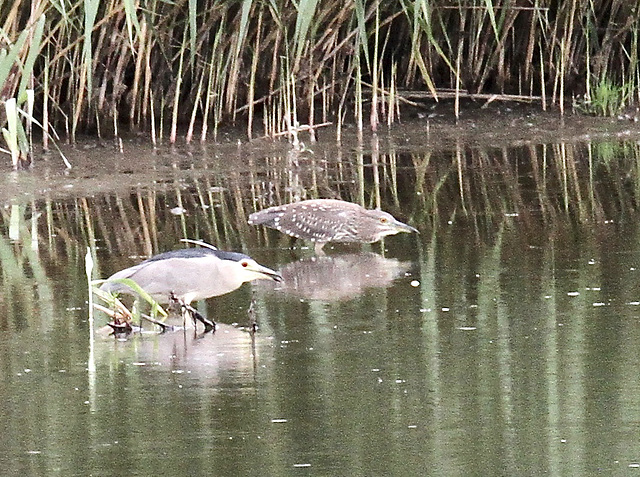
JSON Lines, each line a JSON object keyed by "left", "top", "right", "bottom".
{"left": 0, "top": 0, "right": 639, "bottom": 163}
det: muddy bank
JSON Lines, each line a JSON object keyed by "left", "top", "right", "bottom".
{"left": 1, "top": 105, "right": 640, "bottom": 204}
{"left": 393, "top": 101, "right": 640, "bottom": 150}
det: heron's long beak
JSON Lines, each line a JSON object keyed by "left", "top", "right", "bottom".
{"left": 393, "top": 219, "right": 419, "bottom": 234}
{"left": 248, "top": 262, "right": 284, "bottom": 282}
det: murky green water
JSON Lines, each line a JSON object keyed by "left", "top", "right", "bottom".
{"left": 1, "top": 127, "right": 640, "bottom": 476}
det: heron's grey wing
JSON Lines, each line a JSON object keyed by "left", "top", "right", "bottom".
{"left": 100, "top": 262, "right": 146, "bottom": 295}
{"left": 100, "top": 261, "right": 178, "bottom": 301}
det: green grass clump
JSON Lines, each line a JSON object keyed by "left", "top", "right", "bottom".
{"left": 577, "top": 78, "right": 632, "bottom": 117}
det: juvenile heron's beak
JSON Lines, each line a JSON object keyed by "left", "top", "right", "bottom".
{"left": 392, "top": 219, "right": 419, "bottom": 234}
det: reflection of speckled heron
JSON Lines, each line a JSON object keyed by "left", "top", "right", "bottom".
{"left": 257, "top": 252, "right": 414, "bottom": 301}
{"left": 101, "top": 247, "right": 283, "bottom": 332}
{"left": 249, "top": 199, "right": 418, "bottom": 253}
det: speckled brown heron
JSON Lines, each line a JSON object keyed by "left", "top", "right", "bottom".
{"left": 100, "top": 247, "right": 283, "bottom": 332}
{"left": 248, "top": 199, "right": 418, "bottom": 252}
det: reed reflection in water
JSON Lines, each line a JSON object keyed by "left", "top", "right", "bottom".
{"left": 0, "top": 137, "right": 639, "bottom": 474}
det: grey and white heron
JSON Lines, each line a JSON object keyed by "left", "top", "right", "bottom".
{"left": 248, "top": 198, "right": 418, "bottom": 252}
{"left": 100, "top": 246, "right": 283, "bottom": 332}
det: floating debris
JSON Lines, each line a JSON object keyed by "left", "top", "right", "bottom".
{"left": 170, "top": 206, "right": 187, "bottom": 215}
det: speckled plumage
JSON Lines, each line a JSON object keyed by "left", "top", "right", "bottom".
{"left": 249, "top": 199, "right": 417, "bottom": 251}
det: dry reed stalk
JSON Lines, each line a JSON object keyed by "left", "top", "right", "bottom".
{"left": 186, "top": 74, "right": 204, "bottom": 144}
{"left": 247, "top": 8, "right": 263, "bottom": 140}
{"left": 169, "top": 30, "right": 187, "bottom": 144}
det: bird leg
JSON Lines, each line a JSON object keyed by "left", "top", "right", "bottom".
{"left": 170, "top": 293, "right": 216, "bottom": 332}
{"left": 106, "top": 321, "right": 133, "bottom": 334}
{"left": 248, "top": 296, "right": 258, "bottom": 334}
{"left": 184, "top": 303, "right": 216, "bottom": 332}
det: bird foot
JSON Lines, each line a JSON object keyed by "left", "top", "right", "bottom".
{"left": 248, "top": 297, "right": 258, "bottom": 334}
{"left": 184, "top": 303, "right": 216, "bottom": 333}
{"left": 107, "top": 321, "right": 133, "bottom": 333}
{"left": 170, "top": 292, "right": 216, "bottom": 333}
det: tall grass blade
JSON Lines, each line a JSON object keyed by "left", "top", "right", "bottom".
{"left": 83, "top": 0, "right": 100, "bottom": 99}
{"left": 17, "top": 14, "right": 45, "bottom": 95}
{"left": 122, "top": 0, "right": 141, "bottom": 47}
{"left": 483, "top": 0, "right": 500, "bottom": 42}
{"left": 0, "top": 29, "right": 29, "bottom": 89}
{"left": 188, "top": 0, "right": 197, "bottom": 64}
{"left": 354, "top": 0, "right": 370, "bottom": 70}
{"left": 294, "top": 0, "right": 320, "bottom": 61}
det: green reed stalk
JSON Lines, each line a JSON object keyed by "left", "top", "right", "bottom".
{"left": 294, "top": 0, "right": 319, "bottom": 68}
{"left": 227, "top": 0, "right": 253, "bottom": 117}
{"left": 72, "top": 0, "right": 99, "bottom": 140}
{"left": 187, "top": 0, "right": 197, "bottom": 65}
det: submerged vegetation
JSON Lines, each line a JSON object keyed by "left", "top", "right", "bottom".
{"left": 0, "top": 0, "right": 640, "bottom": 164}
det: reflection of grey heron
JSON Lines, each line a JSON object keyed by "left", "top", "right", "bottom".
{"left": 99, "top": 323, "right": 266, "bottom": 380}
{"left": 249, "top": 199, "right": 418, "bottom": 252}
{"left": 100, "top": 247, "right": 283, "bottom": 332}
{"left": 258, "top": 252, "right": 413, "bottom": 301}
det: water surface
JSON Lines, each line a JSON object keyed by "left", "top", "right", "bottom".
{"left": 1, "top": 122, "right": 640, "bottom": 475}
